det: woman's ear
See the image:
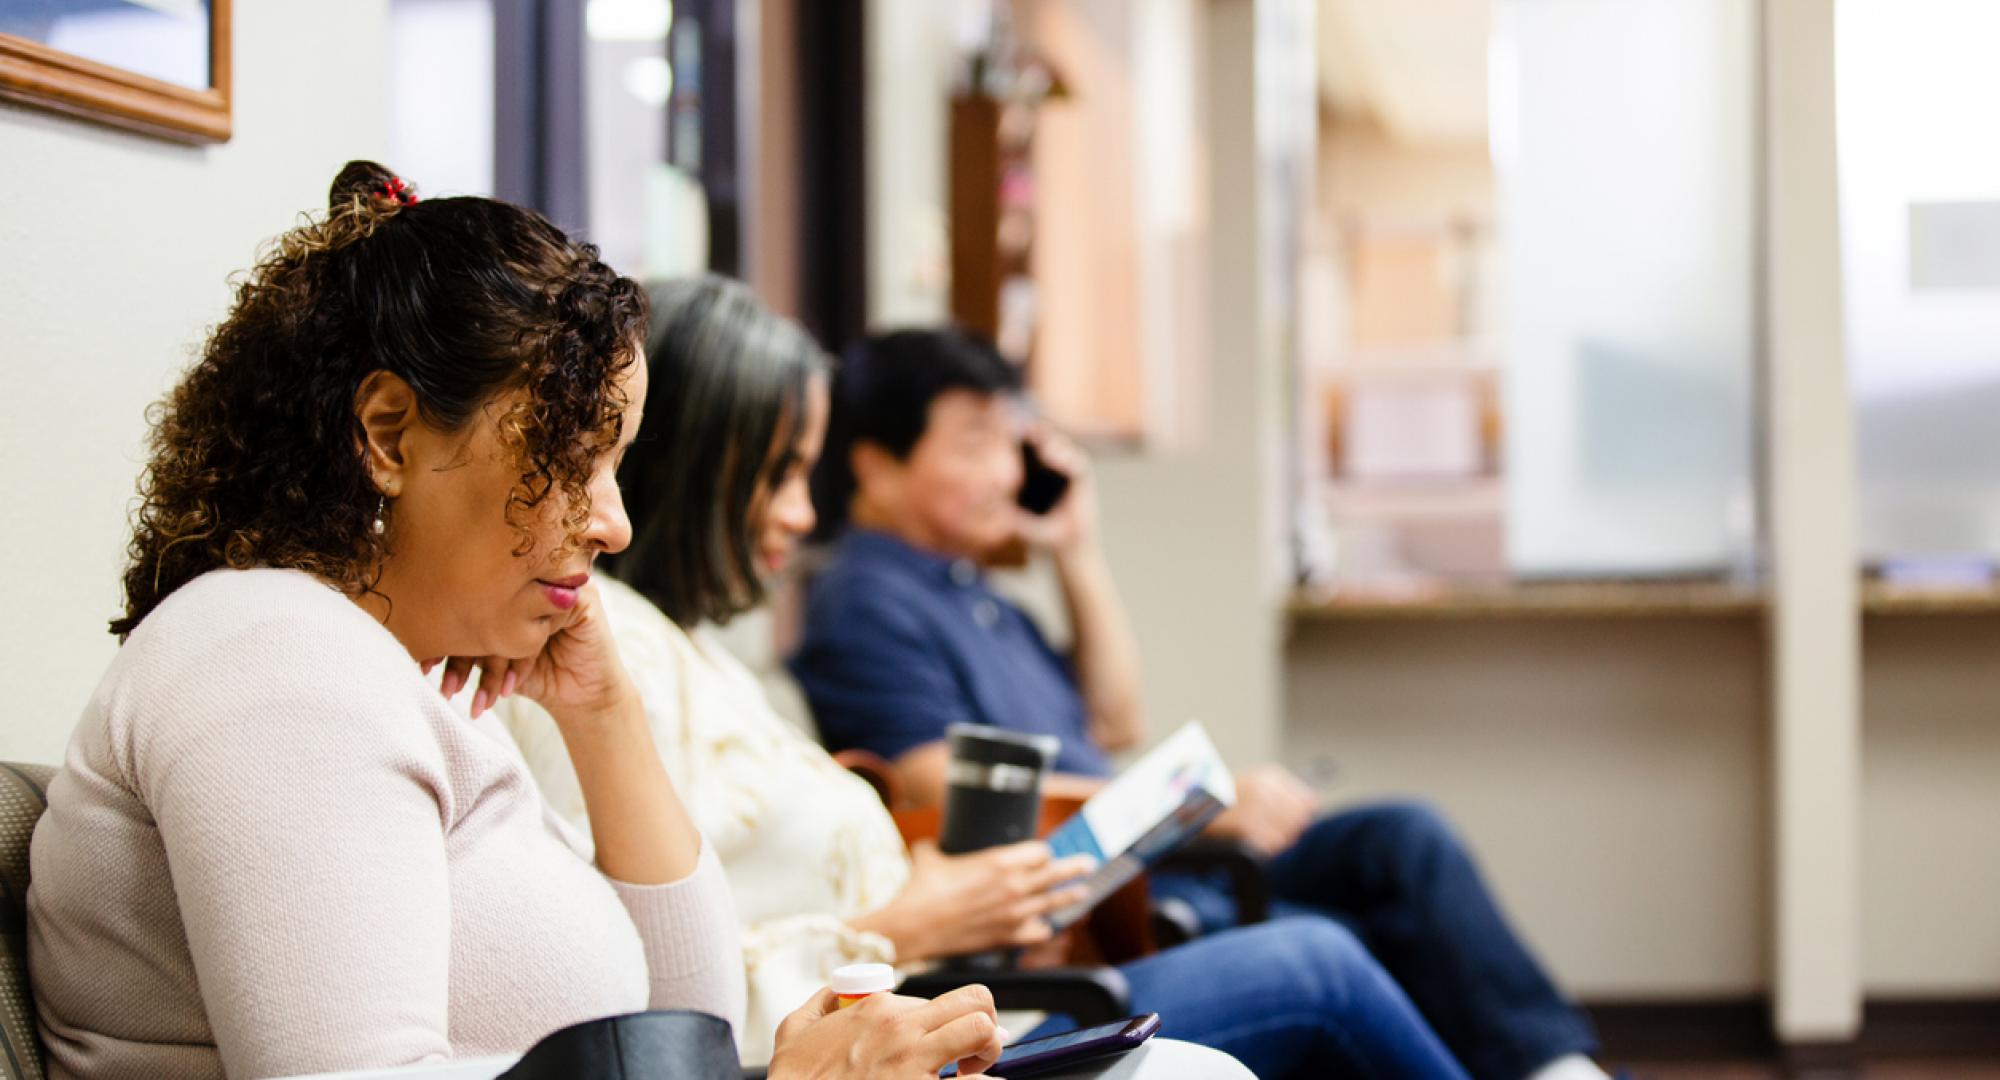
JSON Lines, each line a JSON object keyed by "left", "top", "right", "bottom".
{"left": 354, "top": 370, "right": 420, "bottom": 497}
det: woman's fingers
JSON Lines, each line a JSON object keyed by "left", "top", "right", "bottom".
{"left": 500, "top": 656, "right": 531, "bottom": 702}
{"left": 439, "top": 655, "right": 478, "bottom": 700}
{"left": 769, "top": 986, "right": 838, "bottom": 1059}
{"left": 912, "top": 986, "right": 1001, "bottom": 1068}
{"left": 996, "top": 854, "right": 1093, "bottom": 917}
{"left": 1006, "top": 916, "right": 1057, "bottom": 946}
{"left": 956, "top": 1022, "right": 1011, "bottom": 1077}
{"left": 910, "top": 983, "right": 996, "bottom": 1029}
{"left": 470, "top": 656, "right": 517, "bottom": 717}
{"left": 1006, "top": 881, "right": 1090, "bottom": 927}
{"left": 792, "top": 986, "right": 839, "bottom": 1026}
{"left": 920, "top": 1009, "right": 1003, "bottom": 1071}
{"left": 1023, "top": 853, "right": 1097, "bottom": 893}
{"left": 434, "top": 655, "right": 533, "bottom": 717}
{"left": 988, "top": 839, "right": 1053, "bottom": 870}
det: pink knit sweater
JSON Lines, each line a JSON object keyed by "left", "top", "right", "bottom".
{"left": 27, "top": 568, "right": 745, "bottom": 1078}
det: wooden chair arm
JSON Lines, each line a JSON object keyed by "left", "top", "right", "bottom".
{"left": 831, "top": 748, "right": 901, "bottom": 808}
{"left": 835, "top": 754, "right": 1159, "bottom": 964}
{"left": 880, "top": 789, "right": 1090, "bottom": 849}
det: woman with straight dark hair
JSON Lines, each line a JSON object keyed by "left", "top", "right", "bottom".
{"left": 27, "top": 169, "right": 1003, "bottom": 1080}
{"left": 600, "top": 276, "right": 830, "bottom": 626}
{"left": 499, "top": 276, "right": 1477, "bottom": 1078}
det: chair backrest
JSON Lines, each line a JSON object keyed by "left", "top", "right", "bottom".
{"left": 0, "top": 763, "right": 55, "bottom": 1080}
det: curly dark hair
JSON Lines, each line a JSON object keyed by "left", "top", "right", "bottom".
{"left": 111, "top": 160, "right": 648, "bottom": 639}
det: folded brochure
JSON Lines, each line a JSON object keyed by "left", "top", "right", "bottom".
{"left": 1043, "top": 722, "right": 1236, "bottom": 930}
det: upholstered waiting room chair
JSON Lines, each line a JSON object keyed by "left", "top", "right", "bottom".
{"left": 1, "top": 762, "right": 55, "bottom": 1080}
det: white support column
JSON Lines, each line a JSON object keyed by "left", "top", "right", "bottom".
{"left": 1763, "top": 0, "right": 1862, "bottom": 1045}
{"left": 1174, "top": 0, "right": 1310, "bottom": 768}
{"left": 1193, "top": 0, "right": 1285, "bottom": 768}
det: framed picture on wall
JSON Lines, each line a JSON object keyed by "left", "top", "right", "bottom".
{"left": 0, "top": 0, "right": 231, "bottom": 143}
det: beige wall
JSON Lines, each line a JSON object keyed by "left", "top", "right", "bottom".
{"left": 1861, "top": 616, "right": 2000, "bottom": 996}
{"left": 0, "top": 2, "right": 389, "bottom": 765}
{"left": 1286, "top": 617, "right": 1772, "bottom": 997}
{"left": 1287, "top": 614, "right": 2000, "bottom": 1001}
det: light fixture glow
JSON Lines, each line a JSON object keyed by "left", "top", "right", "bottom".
{"left": 623, "top": 55, "right": 673, "bottom": 108}
{"left": 588, "top": 0, "right": 671, "bottom": 43}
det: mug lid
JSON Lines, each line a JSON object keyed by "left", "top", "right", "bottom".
{"left": 947, "top": 722, "right": 1060, "bottom": 769}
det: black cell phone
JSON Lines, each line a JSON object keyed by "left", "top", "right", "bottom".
{"left": 941, "top": 1013, "right": 1160, "bottom": 1078}
{"left": 1018, "top": 440, "right": 1073, "bottom": 515}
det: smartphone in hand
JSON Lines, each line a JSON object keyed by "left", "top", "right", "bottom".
{"left": 942, "top": 1014, "right": 1161, "bottom": 1078}
{"left": 1018, "top": 440, "right": 1073, "bottom": 515}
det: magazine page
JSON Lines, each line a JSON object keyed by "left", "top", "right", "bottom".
{"left": 1044, "top": 723, "right": 1235, "bottom": 929}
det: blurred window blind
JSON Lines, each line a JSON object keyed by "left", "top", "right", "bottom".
{"left": 1839, "top": 0, "right": 2000, "bottom": 564}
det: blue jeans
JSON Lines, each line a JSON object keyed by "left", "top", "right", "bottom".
{"left": 1026, "top": 917, "right": 1471, "bottom": 1079}
{"left": 1149, "top": 801, "right": 1600, "bottom": 1080}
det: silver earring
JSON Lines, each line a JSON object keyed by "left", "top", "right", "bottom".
{"left": 373, "top": 495, "right": 388, "bottom": 535}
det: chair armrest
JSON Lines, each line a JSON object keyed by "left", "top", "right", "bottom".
{"left": 897, "top": 966, "right": 1132, "bottom": 1027}
{"left": 832, "top": 748, "right": 902, "bottom": 807}
{"left": 884, "top": 792, "right": 1091, "bottom": 855}
{"left": 1151, "top": 839, "right": 1270, "bottom": 925}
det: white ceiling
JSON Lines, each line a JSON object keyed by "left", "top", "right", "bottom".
{"left": 1317, "top": 0, "right": 1492, "bottom": 143}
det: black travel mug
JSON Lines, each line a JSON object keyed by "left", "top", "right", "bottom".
{"left": 938, "top": 723, "right": 1059, "bottom": 855}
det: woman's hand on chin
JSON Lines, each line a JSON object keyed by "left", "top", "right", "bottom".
{"left": 436, "top": 581, "right": 637, "bottom": 726}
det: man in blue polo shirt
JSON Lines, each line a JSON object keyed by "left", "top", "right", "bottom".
{"left": 791, "top": 328, "right": 1607, "bottom": 1080}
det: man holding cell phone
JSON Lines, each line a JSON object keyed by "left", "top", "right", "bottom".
{"left": 795, "top": 327, "right": 1609, "bottom": 1080}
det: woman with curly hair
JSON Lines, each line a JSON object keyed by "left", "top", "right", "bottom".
{"left": 25, "top": 163, "right": 1004, "bottom": 1080}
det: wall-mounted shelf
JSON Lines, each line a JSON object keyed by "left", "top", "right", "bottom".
{"left": 1288, "top": 580, "right": 1766, "bottom": 621}
{"left": 1861, "top": 582, "right": 2000, "bottom": 616}
{"left": 1288, "top": 579, "right": 2000, "bottom": 623}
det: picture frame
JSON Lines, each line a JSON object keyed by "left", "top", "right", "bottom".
{"left": 0, "top": 0, "right": 231, "bottom": 144}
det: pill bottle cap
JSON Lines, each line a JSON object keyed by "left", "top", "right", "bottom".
{"left": 830, "top": 963, "right": 896, "bottom": 996}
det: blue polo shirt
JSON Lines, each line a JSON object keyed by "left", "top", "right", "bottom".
{"left": 790, "top": 528, "right": 1113, "bottom": 777}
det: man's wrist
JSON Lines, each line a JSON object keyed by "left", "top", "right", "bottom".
{"left": 1052, "top": 533, "right": 1108, "bottom": 574}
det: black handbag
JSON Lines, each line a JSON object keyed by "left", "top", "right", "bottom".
{"left": 499, "top": 1010, "right": 749, "bottom": 1079}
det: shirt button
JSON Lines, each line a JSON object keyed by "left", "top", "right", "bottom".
{"left": 950, "top": 560, "right": 979, "bottom": 587}
{"left": 973, "top": 599, "right": 1000, "bottom": 628}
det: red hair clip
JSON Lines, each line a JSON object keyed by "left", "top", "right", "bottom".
{"left": 380, "top": 176, "right": 418, "bottom": 206}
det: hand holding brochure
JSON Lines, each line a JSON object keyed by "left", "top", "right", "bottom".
{"left": 1042, "top": 722, "right": 1235, "bottom": 930}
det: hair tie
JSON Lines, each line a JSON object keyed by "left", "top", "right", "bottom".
{"left": 380, "top": 176, "right": 418, "bottom": 206}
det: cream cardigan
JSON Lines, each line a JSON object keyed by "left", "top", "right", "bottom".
{"left": 500, "top": 576, "right": 910, "bottom": 1064}
{"left": 27, "top": 568, "right": 744, "bottom": 1079}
